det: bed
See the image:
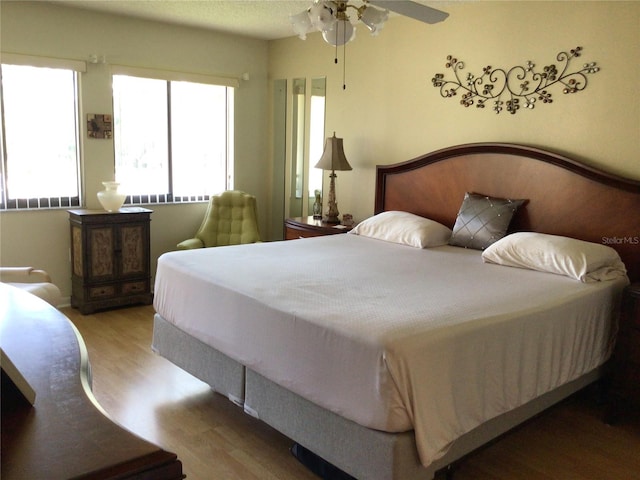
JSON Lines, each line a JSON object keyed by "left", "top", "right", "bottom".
{"left": 152, "top": 143, "right": 640, "bottom": 480}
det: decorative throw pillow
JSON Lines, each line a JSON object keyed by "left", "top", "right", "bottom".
{"left": 448, "top": 193, "right": 526, "bottom": 250}
{"left": 349, "top": 211, "right": 452, "bottom": 248}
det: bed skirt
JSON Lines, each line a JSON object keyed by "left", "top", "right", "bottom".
{"left": 151, "top": 313, "right": 603, "bottom": 480}
{"left": 152, "top": 313, "right": 245, "bottom": 406}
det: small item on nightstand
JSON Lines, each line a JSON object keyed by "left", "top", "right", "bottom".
{"left": 313, "top": 190, "right": 323, "bottom": 219}
{"left": 342, "top": 213, "right": 354, "bottom": 226}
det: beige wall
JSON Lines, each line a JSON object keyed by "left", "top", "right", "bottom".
{"left": 1, "top": 1, "right": 638, "bottom": 303}
{"left": 269, "top": 1, "right": 640, "bottom": 223}
{"left": 0, "top": 2, "right": 270, "bottom": 300}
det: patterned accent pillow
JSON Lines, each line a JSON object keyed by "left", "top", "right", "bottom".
{"left": 449, "top": 193, "right": 526, "bottom": 250}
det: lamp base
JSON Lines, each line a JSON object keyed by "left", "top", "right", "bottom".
{"left": 323, "top": 171, "right": 341, "bottom": 224}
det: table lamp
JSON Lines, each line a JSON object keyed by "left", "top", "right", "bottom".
{"left": 315, "top": 132, "right": 352, "bottom": 224}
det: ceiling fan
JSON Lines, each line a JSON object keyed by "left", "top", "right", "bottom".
{"left": 290, "top": 1, "right": 449, "bottom": 46}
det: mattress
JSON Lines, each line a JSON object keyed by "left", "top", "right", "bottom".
{"left": 153, "top": 234, "right": 625, "bottom": 466}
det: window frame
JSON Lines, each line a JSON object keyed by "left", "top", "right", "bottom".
{"left": 0, "top": 58, "right": 84, "bottom": 211}
{"left": 111, "top": 66, "right": 237, "bottom": 206}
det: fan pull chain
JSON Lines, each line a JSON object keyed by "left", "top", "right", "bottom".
{"left": 332, "top": 21, "right": 347, "bottom": 90}
{"left": 343, "top": 41, "right": 347, "bottom": 90}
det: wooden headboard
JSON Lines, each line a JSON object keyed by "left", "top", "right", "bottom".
{"left": 375, "top": 143, "right": 640, "bottom": 282}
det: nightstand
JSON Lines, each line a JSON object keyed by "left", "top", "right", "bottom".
{"left": 284, "top": 216, "right": 354, "bottom": 240}
{"left": 607, "top": 282, "right": 640, "bottom": 423}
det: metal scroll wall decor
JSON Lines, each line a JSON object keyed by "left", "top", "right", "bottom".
{"left": 431, "top": 47, "right": 599, "bottom": 115}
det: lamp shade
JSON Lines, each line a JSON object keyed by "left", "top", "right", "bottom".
{"left": 322, "top": 19, "right": 356, "bottom": 46}
{"left": 309, "top": 1, "right": 336, "bottom": 31}
{"left": 290, "top": 10, "right": 314, "bottom": 40}
{"left": 360, "top": 5, "right": 389, "bottom": 36}
{"left": 315, "top": 133, "right": 352, "bottom": 171}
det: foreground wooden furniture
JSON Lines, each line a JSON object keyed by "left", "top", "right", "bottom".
{"left": 284, "top": 216, "right": 354, "bottom": 239}
{"left": 0, "top": 283, "right": 183, "bottom": 480}
{"left": 69, "top": 207, "right": 153, "bottom": 314}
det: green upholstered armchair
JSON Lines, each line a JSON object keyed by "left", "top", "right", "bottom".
{"left": 177, "top": 190, "right": 261, "bottom": 250}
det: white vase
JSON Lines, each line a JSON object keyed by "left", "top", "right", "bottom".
{"left": 97, "top": 181, "right": 126, "bottom": 212}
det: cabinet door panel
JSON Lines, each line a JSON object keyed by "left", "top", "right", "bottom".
{"left": 89, "top": 227, "right": 115, "bottom": 279}
{"left": 120, "top": 225, "right": 146, "bottom": 276}
{"left": 71, "top": 226, "right": 84, "bottom": 277}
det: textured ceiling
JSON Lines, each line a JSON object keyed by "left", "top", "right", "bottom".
{"left": 55, "top": 0, "right": 310, "bottom": 40}
{"left": 53, "top": 0, "right": 449, "bottom": 41}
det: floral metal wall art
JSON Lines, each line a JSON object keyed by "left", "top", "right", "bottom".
{"left": 431, "top": 47, "right": 599, "bottom": 115}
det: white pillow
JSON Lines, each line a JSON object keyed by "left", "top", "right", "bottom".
{"left": 349, "top": 211, "right": 452, "bottom": 248}
{"left": 481, "top": 232, "right": 628, "bottom": 283}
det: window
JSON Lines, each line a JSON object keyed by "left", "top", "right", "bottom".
{"left": 112, "top": 75, "right": 234, "bottom": 204}
{"left": 0, "top": 64, "right": 80, "bottom": 210}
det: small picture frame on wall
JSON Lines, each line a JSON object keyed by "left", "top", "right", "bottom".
{"left": 87, "top": 114, "right": 112, "bottom": 139}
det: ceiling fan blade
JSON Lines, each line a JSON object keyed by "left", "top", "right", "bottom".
{"left": 369, "top": 1, "right": 449, "bottom": 24}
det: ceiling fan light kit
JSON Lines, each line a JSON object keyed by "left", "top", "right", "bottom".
{"left": 291, "top": 1, "right": 448, "bottom": 45}
{"left": 291, "top": 1, "right": 448, "bottom": 89}
{"left": 291, "top": 1, "right": 388, "bottom": 44}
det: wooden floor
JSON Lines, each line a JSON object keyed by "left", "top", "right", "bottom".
{"left": 63, "top": 304, "right": 640, "bottom": 480}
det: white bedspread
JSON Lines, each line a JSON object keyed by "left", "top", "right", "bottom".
{"left": 154, "top": 234, "right": 626, "bottom": 466}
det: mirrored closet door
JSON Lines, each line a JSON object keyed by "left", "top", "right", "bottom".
{"left": 272, "top": 76, "right": 326, "bottom": 240}
{"left": 287, "top": 77, "right": 326, "bottom": 219}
